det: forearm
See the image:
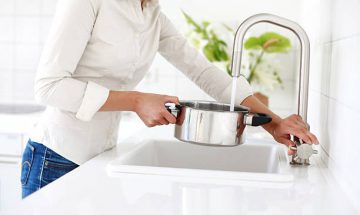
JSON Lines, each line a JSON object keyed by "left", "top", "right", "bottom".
{"left": 240, "top": 95, "right": 282, "bottom": 136}
{"left": 99, "top": 91, "right": 179, "bottom": 127}
{"left": 99, "top": 91, "right": 140, "bottom": 112}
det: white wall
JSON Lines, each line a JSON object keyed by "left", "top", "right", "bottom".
{"left": 300, "top": 0, "right": 360, "bottom": 211}
{"left": 0, "top": 0, "right": 57, "bottom": 103}
{"left": 160, "top": 0, "right": 303, "bottom": 23}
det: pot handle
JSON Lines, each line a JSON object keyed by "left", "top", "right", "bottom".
{"left": 165, "top": 103, "right": 181, "bottom": 117}
{"left": 244, "top": 113, "right": 272, "bottom": 126}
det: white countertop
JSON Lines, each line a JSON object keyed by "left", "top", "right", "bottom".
{"left": 4, "top": 126, "right": 359, "bottom": 215}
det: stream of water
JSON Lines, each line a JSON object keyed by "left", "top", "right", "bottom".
{"left": 230, "top": 77, "right": 237, "bottom": 112}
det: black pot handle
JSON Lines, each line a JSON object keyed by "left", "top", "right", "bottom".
{"left": 165, "top": 103, "right": 182, "bottom": 117}
{"left": 244, "top": 113, "right": 272, "bottom": 126}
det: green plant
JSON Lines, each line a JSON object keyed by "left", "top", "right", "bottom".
{"left": 244, "top": 32, "right": 291, "bottom": 89}
{"left": 182, "top": 11, "right": 292, "bottom": 91}
{"left": 182, "top": 11, "right": 232, "bottom": 73}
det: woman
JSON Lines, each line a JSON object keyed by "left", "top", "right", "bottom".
{"left": 21, "top": 0, "right": 318, "bottom": 198}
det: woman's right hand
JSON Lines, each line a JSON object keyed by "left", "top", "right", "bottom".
{"left": 133, "top": 92, "right": 180, "bottom": 127}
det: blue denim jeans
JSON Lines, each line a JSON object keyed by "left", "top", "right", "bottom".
{"left": 21, "top": 139, "right": 79, "bottom": 198}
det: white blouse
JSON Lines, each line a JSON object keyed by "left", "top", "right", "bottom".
{"left": 31, "top": 0, "right": 253, "bottom": 164}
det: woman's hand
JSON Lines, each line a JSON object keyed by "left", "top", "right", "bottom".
{"left": 133, "top": 92, "right": 180, "bottom": 127}
{"left": 240, "top": 95, "right": 319, "bottom": 154}
{"left": 272, "top": 114, "right": 319, "bottom": 154}
{"left": 99, "top": 91, "right": 179, "bottom": 127}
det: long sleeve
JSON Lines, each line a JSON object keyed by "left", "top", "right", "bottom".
{"left": 34, "top": 0, "right": 109, "bottom": 121}
{"left": 158, "top": 13, "right": 253, "bottom": 105}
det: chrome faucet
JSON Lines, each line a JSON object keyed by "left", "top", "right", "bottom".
{"left": 230, "top": 13, "right": 317, "bottom": 165}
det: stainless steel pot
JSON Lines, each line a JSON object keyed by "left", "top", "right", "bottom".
{"left": 166, "top": 101, "right": 272, "bottom": 147}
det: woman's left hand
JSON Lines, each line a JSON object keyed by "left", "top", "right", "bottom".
{"left": 272, "top": 114, "right": 319, "bottom": 154}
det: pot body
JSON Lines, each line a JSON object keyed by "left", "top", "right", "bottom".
{"left": 172, "top": 101, "right": 249, "bottom": 146}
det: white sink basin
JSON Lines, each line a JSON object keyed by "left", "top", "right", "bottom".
{"left": 108, "top": 139, "right": 293, "bottom": 183}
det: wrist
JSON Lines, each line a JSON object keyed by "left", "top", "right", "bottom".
{"left": 263, "top": 116, "right": 282, "bottom": 137}
{"left": 129, "top": 91, "right": 142, "bottom": 112}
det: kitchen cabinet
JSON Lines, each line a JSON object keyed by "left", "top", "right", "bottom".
{"left": 0, "top": 163, "right": 21, "bottom": 212}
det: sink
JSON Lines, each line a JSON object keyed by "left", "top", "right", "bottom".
{"left": 107, "top": 139, "right": 293, "bottom": 183}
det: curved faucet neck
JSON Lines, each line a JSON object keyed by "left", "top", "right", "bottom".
{"left": 230, "top": 13, "right": 310, "bottom": 122}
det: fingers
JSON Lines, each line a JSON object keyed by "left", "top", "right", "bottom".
{"left": 152, "top": 112, "right": 174, "bottom": 126}
{"left": 288, "top": 148, "right": 295, "bottom": 155}
{"left": 295, "top": 119, "right": 308, "bottom": 129}
{"left": 279, "top": 137, "right": 295, "bottom": 147}
{"left": 144, "top": 120, "right": 158, "bottom": 127}
{"left": 290, "top": 127, "right": 312, "bottom": 143}
{"left": 277, "top": 137, "right": 296, "bottom": 155}
{"left": 308, "top": 132, "right": 319, "bottom": 144}
{"left": 150, "top": 109, "right": 177, "bottom": 126}
{"left": 137, "top": 93, "right": 180, "bottom": 127}
{"left": 287, "top": 115, "right": 319, "bottom": 144}
{"left": 289, "top": 114, "right": 307, "bottom": 128}
{"left": 288, "top": 126, "right": 318, "bottom": 144}
{"left": 156, "top": 117, "right": 169, "bottom": 125}
{"left": 165, "top": 95, "right": 180, "bottom": 105}
{"left": 161, "top": 110, "right": 177, "bottom": 124}
{"left": 145, "top": 119, "right": 167, "bottom": 127}
{"left": 162, "top": 95, "right": 179, "bottom": 124}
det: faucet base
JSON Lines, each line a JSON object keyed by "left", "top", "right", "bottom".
{"left": 289, "top": 142, "right": 318, "bottom": 166}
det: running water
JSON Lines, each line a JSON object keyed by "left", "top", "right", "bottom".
{"left": 230, "top": 77, "right": 237, "bottom": 112}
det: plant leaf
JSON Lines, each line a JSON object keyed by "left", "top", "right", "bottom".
{"left": 203, "top": 44, "right": 216, "bottom": 62}
{"left": 202, "top": 21, "right": 210, "bottom": 29}
{"left": 223, "top": 24, "right": 235, "bottom": 33}
{"left": 244, "top": 37, "right": 263, "bottom": 50}
{"left": 244, "top": 32, "right": 291, "bottom": 53}
{"left": 258, "top": 32, "right": 291, "bottom": 53}
{"left": 181, "top": 10, "right": 203, "bottom": 34}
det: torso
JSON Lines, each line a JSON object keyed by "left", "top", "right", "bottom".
{"left": 75, "top": 0, "right": 161, "bottom": 90}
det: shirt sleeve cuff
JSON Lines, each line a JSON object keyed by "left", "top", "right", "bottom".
{"left": 75, "top": 81, "right": 109, "bottom": 121}
{"left": 218, "top": 76, "right": 253, "bottom": 105}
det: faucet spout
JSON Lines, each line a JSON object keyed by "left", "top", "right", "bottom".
{"left": 230, "top": 13, "right": 314, "bottom": 165}
{"left": 230, "top": 13, "right": 310, "bottom": 121}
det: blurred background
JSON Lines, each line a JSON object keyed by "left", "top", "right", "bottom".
{"left": 0, "top": 0, "right": 359, "bottom": 212}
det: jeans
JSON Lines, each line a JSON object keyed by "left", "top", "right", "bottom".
{"left": 21, "top": 139, "right": 79, "bottom": 198}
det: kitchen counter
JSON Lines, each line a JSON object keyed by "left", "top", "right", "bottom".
{"left": 4, "top": 126, "right": 359, "bottom": 215}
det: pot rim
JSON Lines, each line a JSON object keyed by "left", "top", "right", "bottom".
{"left": 179, "top": 100, "right": 250, "bottom": 113}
